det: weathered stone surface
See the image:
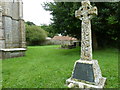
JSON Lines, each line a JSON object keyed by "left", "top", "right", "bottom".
{"left": 18, "top": 0, "right": 23, "bottom": 19}
{"left": 2, "top": 51, "right": 25, "bottom": 59}
{"left": 2, "top": 1, "right": 13, "bottom": 17}
{"left": 0, "top": 6, "right": 5, "bottom": 50}
{"left": 0, "top": 29, "right": 4, "bottom": 40}
{"left": 70, "top": 60, "right": 104, "bottom": 85}
{"left": 66, "top": 76, "right": 106, "bottom": 88}
{"left": 3, "top": 16, "right": 13, "bottom": 48}
{"left": 19, "top": 20, "right": 26, "bottom": 48}
{"left": 12, "top": 20, "right": 20, "bottom": 48}
{"left": 75, "top": 0, "right": 97, "bottom": 60}
{"left": 1, "top": 1, "right": 20, "bottom": 20}
{"left": 1, "top": 48, "right": 26, "bottom": 59}
{"left": 66, "top": 0, "right": 106, "bottom": 88}
{"left": 66, "top": 60, "right": 106, "bottom": 88}
{"left": 12, "top": 2, "right": 19, "bottom": 19}
{"left": 0, "top": 0, "right": 26, "bottom": 59}
{"left": 0, "top": 40, "right": 5, "bottom": 48}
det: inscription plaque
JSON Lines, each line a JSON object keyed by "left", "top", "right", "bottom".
{"left": 72, "top": 62, "right": 94, "bottom": 82}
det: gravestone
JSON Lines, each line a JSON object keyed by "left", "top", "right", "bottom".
{"left": 0, "top": 0, "right": 26, "bottom": 59}
{"left": 66, "top": 0, "right": 106, "bottom": 88}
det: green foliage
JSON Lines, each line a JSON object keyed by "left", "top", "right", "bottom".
{"left": 25, "top": 21, "right": 36, "bottom": 26}
{"left": 61, "top": 44, "right": 76, "bottom": 49}
{"left": 43, "top": 2, "right": 81, "bottom": 39}
{"left": 41, "top": 24, "right": 57, "bottom": 38}
{"left": 2, "top": 46, "right": 118, "bottom": 88}
{"left": 43, "top": 2, "right": 119, "bottom": 48}
{"left": 106, "top": 16, "right": 118, "bottom": 25}
{"left": 26, "top": 25, "right": 47, "bottom": 45}
{"left": 91, "top": 2, "right": 119, "bottom": 48}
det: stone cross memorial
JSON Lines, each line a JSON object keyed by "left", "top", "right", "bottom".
{"left": 66, "top": 0, "right": 106, "bottom": 88}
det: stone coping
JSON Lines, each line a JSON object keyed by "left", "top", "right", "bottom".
{"left": 76, "top": 59, "right": 93, "bottom": 64}
{"left": 0, "top": 48, "right": 26, "bottom": 51}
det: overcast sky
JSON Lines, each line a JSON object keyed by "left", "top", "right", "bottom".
{"left": 23, "top": 0, "right": 53, "bottom": 26}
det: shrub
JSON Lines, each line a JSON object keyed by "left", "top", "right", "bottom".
{"left": 26, "top": 25, "right": 47, "bottom": 45}
{"left": 61, "top": 44, "right": 76, "bottom": 49}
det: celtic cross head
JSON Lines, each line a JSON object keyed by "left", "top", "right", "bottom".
{"left": 75, "top": 0, "right": 97, "bottom": 21}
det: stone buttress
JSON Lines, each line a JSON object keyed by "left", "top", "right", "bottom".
{"left": 0, "top": 0, "right": 26, "bottom": 59}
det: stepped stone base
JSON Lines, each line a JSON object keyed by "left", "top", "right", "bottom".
{"left": 0, "top": 48, "right": 26, "bottom": 59}
{"left": 66, "top": 59, "right": 106, "bottom": 88}
{"left": 66, "top": 77, "right": 106, "bottom": 88}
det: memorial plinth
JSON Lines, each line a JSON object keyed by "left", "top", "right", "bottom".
{"left": 66, "top": 0, "right": 106, "bottom": 88}
{"left": 66, "top": 60, "right": 106, "bottom": 88}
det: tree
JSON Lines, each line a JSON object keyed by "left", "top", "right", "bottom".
{"left": 26, "top": 21, "right": 36, "bottom": 26}
{"left": 43, "top": 2, "right": 81, "bottom": 39}
{"left": 43, "top": 2, "right": 119, "bottom": 49}
{"left": 26, "top": 25, "right": 47, "bottom": 45}
{"left": 92, "top": 2, "right": 119, "bottom": 48}
{"left": 41, "top": 24, "right": 57, "bottom": 38}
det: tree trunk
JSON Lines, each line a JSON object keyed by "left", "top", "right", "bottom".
{"left": 92, "top": 31, "right": 98, "bottom": 50}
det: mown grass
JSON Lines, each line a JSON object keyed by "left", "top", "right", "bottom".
{"left": 2, "top": 45, "right": 118, "bottom": 88}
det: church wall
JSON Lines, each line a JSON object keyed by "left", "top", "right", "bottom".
{"left": 19, "top": 19, "right": 26, "bottom": 48}
{"left": 0, "top": 6, "right": 5, "bottom": 59}
{"left": 0, "top": 17, "right": 4, "bottom": 49}
{"left": 1, "top": 1, "right": 24, "bottom": 49}
{"left": 0, "top": 0, "right": 26, "bottom": 59}
{"left": 12, "top": 20, "right": 20, "bottom": 48}
{"left": 3, "top": 16, "right": 12, "bottom": 48}
{"left": 2, "top": 2, "right": 13, "bottom": 18}
{"left": 12, "top": 1, "right": 19, "bottom": 20}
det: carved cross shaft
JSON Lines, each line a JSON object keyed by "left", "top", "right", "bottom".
{"left": 75, "top": 0, "right": 97, "bottom": 60}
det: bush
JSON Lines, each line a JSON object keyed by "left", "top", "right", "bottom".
{"left": 61, "top": 44, "right": 76, "bottom": 49}
{"left": 26, "top": 25, "right": 47, "bottom": 45}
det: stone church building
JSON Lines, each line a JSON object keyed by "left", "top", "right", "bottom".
{"left": 0, "top": 0, "right": 26, "bottom": 59}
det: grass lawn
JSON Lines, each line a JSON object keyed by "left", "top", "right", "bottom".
{"left": 2, "top": 45, "right": 118, "bottom": 88}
